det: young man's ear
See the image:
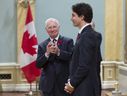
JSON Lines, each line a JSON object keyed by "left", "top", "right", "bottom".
{"left": 80, "top": 15, "right": 84, "bottom": 21}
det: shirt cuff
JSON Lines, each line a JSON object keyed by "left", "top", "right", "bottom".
{"left": 68, "top": 80, "right": 74, "bottom": 89}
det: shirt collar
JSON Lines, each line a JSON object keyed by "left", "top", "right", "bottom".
{"left": 78, "top": 23, "right": 91, "bottom": 34}
{"left": 50, "top": 34, "right": 59, "bottom": 41}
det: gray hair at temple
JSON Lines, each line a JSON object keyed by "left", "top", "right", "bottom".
{"left": 45, "top": 18, "right": 60, "bottom": 28}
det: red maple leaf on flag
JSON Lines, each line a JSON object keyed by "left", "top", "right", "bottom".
{"left": 22, "top": 30, "right": 37, "bottom": 56}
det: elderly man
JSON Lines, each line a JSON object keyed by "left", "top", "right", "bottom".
{"left": 36, "top": 18, "right": 74, "bottom": 96}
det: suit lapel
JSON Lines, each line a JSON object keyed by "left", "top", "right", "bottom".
{"left": 75, "top": 25, "right": 92, "bottom": 44}
{"left": 46, "top": 38, "right": 50, "bottom": 45}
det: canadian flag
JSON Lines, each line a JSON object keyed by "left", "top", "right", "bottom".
{"left": 19, "top": 3, "right": 40, "bottom": 83}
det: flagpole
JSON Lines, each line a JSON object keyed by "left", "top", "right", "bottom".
{"left": 35, "top": 79, "right": 40, "bottom": 96}
{"left": 25, "top": 83, "right": 36, "bottom": 96}
{"left": 29, "top": 83, "right": 32, "bottom": 95}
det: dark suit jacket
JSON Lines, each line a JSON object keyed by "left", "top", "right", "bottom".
{"left": 94, "top": 31, "right": 102, "bottom": 96}
{"left": 36, "top": 35, "right": 74, "bottom": 95}
{"left": 70, "top": 25, "right": 102, "bottom": 96}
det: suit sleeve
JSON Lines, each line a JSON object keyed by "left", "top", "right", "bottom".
{"left": 36, "top": 43, "right": 48, "bottom": 68}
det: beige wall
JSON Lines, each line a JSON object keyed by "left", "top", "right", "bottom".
{"left": 105, "top": 0, "right": 123, "bottom": 61}
{"left": 124, "top": 0, "right": 127, "bottom": 63}
{"left": 101, "top": 0, "right": 124, "bottom": 90}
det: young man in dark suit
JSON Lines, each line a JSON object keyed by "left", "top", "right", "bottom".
{"left": 64, "top": 2, "right": 102, "bottom": 96}
{"left": 36, "top": 18, "right": 74, "bottom": 96}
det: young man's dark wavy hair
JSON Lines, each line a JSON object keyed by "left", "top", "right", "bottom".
{"left": 72, "top": 2, "right": 93, "bottom": 23}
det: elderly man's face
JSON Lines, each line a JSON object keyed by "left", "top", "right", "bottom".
{"left": 46, "top": 21, "right": 59, "bottom": 39}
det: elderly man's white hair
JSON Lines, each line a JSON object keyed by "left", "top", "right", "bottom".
{"left": 45, "top": 18, "right": 60, "bottom": 27}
